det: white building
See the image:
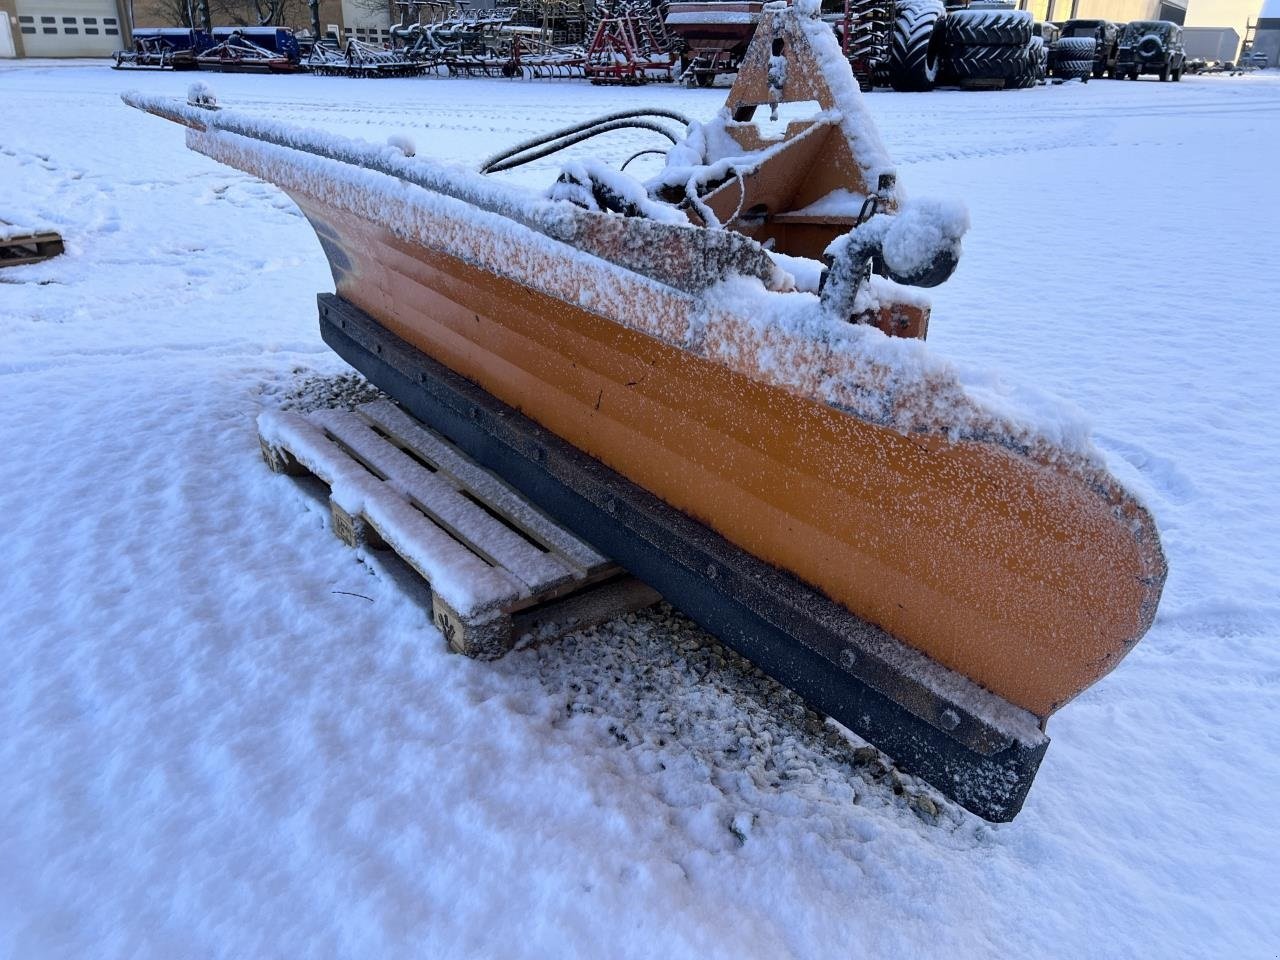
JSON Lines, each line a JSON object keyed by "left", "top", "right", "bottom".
{"left": 340, "top": 0, "right": 391, "bottom": 46}
{"left": 0, "top": 0, "right": 131, "bottom": 57}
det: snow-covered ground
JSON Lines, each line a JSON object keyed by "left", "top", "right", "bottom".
{"left": 2, "top": 60, "right": 1278, "bottom": 958}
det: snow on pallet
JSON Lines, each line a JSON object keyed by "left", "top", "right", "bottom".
{"left": 258, "top": 399, "right": 660, "bottom": 658}
{"left": 0, "top": 220, "right": 64, "bottom": 267}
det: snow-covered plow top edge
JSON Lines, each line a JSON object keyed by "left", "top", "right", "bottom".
{"left": 118, "top": 90, "right": 779, "bottom": 296}
{"left": 119, "top": 91, "right": 1119, "bottom": 486}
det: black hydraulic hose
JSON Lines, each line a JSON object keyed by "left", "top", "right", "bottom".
{"left": 481, "top": 118, "right": 687, "bottom": 174}
{"left": 619, "top": 147, "right": 668, "bottom": 171}
{"left": 482, "top": 108, "right": 692, "bottom": 167}
{"left": 479, "top": 108, "right": 693, "bottom": 174}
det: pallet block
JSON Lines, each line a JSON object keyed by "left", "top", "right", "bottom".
{"left": 258, "top": 399, "right": 660, "bottom": 657}
{"left": 0, "top": 221, "right": 64, "bottom": 267}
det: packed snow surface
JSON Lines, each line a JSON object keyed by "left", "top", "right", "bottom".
{"left": 0, "top": 217, "right": 56, "bottom": 240}
{"left": 2, "top": 60, "right": 1279, "bottom": 959}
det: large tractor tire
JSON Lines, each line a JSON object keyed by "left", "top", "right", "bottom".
{"left": 945, "top": 8, "right": 1033, "bottom": 47}
{"left": 874, "top": 60, "right": 893, "bottom": 89}
{"left": 948, "top": 42, "right": 1035, "bottom": 82}
{"left": 1055, "top": 57, "right": 1095, "bottom": 79}
{"left": 888, "top": 0, "right": 947, "bottom": 91}
{"left": 943, "top": 8, "right": 1036, "bottom": 88}
{"left": 1051, "top": 36, "right": 1095, "bottom": 80}
{"left": 1018, "top": 36, "right": 1048, "bottom": 86}
{"left": 1003, "top": 36, "right": 1045, "bottom": 88}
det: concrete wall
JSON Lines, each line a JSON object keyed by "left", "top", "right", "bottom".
{"left": 1253, "top": 20, "right": 1280, "bottom": 64}
{"left": 1183, "top": 0, "right": 1264, "bottom": 36}
{"left": 1078, "top": 0, "right": 1163, "bottom": 21}
{"left": 1031, "top": 0, "right": 1166, "bottom": 24}
{"left": 1018, "top": 0, "right": 1207, "bottom": 23}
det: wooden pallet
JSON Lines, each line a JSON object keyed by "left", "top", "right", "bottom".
{"left": 258, "top": 399, "right": 660, "bottom": 658}
{"left": 0, "top": 221, "right": 64, "bottom": 267}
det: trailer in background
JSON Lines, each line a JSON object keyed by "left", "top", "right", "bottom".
{"left": 1181, "top": 25, "right": 1241, "bottom": 62}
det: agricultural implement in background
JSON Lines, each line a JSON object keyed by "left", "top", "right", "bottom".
{"left": 584, "top": 0, "right": 677, "bottom": 83}
{"left": 195, "top": 26, "right": 303, "bottom": 73}
{"left": 389, "top": 0, "right": 517, "bottom": 74}
{"left": 498, "top": 0, "right": 592, "bottom": 45}
{"left": 304, "top": 0, "right": 586, "bottom": 79}
{"left": 495, "top": 36, "right": 588, "bottom": 78}
{"left": 837, "top": 0, "right": 891, "bottom": 90}
{"left": 124, "top": 0, "right": 1165, "bottom": 821}
{"left": 307, "top": 38, "right": 433, "bottom": 78}
{"left": 664, "top": 0, "right": 764, "bottom": 85}
{"left": 371, "top": 0, "right": 672, "bottom": 81}
{"left": 113, "top": 28, "right": 214, "bottom": 69}
{"left": 665, "top": 0, "right": 948, "bottom": 90}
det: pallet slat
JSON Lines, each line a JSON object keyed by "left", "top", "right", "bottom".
{"left": 260, "top": 410, "right": 524, "bottom": 617}
{"left": 313, "top": 408, "right": 574, "bottom": 594}
{"left": 258, "top": 403, "right": 660, "bottom": 658}
{"left": 358, "top": 399, "right": 610, "bottom": 574}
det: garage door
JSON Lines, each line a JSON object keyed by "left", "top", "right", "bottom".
{"left": 15, "top": 0, "right": 123, "bottom": 57}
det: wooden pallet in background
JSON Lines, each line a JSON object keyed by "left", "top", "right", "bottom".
{"left": 0, "top": 221, "right": 64, "bottom": 268}
{"left": 258, "top": 399, "right": 660, "bottom": 658}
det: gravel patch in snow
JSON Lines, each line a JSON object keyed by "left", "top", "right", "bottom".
{"left": 521, "top": 603, "right": 951, "bottom": 829}
{"left": 279, "top": 369, "right": 385, "bottom": 412}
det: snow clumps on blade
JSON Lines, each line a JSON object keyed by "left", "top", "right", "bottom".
{"left": 881, "top": 199, "right": 969, "bottom": 281}
{"left": 663, "top": 120, "right": 707, "bottom": 169}
{"left": 547, "top": 159, "right": 689, "bottom": 224}
{"left": 387, "top": 134, "right": 416, "bottom": 158}
{"left": 187, "top": 82, "right": 218, "bottom": 108}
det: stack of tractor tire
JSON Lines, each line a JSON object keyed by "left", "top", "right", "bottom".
{"left": 1028, "top": 34, "right": 1050, "bottom": 84}
{"left": 1050, "top": 36, "right": 1096, "bottom": 81}
{"left": 887, "top": 0, "right": 947, "bottom": 91}
{"left": 942, "top": 8, "right": 1039, "bottom": 89}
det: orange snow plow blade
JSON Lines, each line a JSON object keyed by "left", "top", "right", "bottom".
{"left": 123, "top": 1, "right": 1165, "bottom": 821}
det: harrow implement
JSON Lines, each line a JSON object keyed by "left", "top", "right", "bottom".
{"left": 307, "top": 39, "right": 431, "bottom": 77}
